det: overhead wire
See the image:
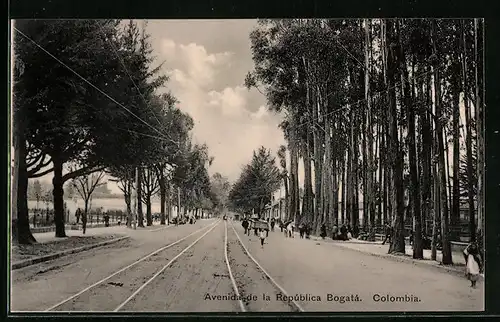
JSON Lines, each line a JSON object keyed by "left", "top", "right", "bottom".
{"left": 13, "top": 26, "right": 178, "bottom": 147}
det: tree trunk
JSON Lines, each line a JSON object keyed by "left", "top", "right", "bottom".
{"left": 312, "top": 88, "right": 324, "bottom": 233}
{"left": 451, "top": 64, "right": 461, "bottom": 242}
{"left": 303, "top": 138, "right": 314, "bottom": 225}
{"left": 364, "top": 18, "right": 375, "bottom": 233}
{"left": 146, "top": 196, "right": 152, "bottom": 226}
{"left": 14, "top": 138, "right": 37, "bottom": 244}
{"left": 353, "top": 123, "right": 360, "bottom": 234}
{"left": 289, "top": 129, "right": 299, "bottom": 223}
{"left": 433, "top": 21, "right": 452, "bottom": 264}
{"left": 83, "top": 198, "right": 89, "bottom": 234}
{"left": 377, "top": 122, "right": 384, "bottom": 227}
{"left": 52, "top": 157, "right": 66, "bottom": 238}
{"left": 332, "top": 154, "right": 339, "bottom": 226}
{"left": 400, "top": 42, "right": 422, "bottom": 258}
{"left": 346, "top": 116, "right": 353, "bottom": 228}
{"left": 431, "top": 87, "right": 440, "bottom": 262}
{"left": 168, "top": 182, "right": 172, "bottom": 224}
{"left": 444, "top": 127, "right": 453, "bottom": 227}
{"left": 385, "top": 19, "right": 405, "bottom": 254}
{"left": 159, "top": 170, "right": 166, "bottom": 225}
{"left": 283, "top": 174, "right": 289, "bottom": 221}
{"left": 126, "top": 180, "right": 132, "bottom": 227}
{"left": 362, "top": 115, "right": 368, "bottom": 232}
{"left": 421, "top": 66, "right": 433, "bottom": 238}
{"left": 340, "top": 152, "right": 346, "bottom": 225}
{"left": 137, "top": 166, "right": 144, "bottom": 227}
{"left": 474, "top": 18, "right": 484, "bottom": 254}
{"left": 431, "top": 159, "right": 440, "bottom": 260}
{"left": 382, "top": 126, "right": 389, "bottom": 226}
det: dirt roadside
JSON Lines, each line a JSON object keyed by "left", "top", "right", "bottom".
{"left": 11, "top": 234, "right": 125, "bottom": 264}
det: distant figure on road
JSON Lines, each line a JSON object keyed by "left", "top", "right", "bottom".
{"left": 305, "top": 222, "right": 312, "bottom": 239}
{"left": 382, "top": 224, "right": 392, "bottom": 245}
{"left": 320, "top": 224, "right": 327, "bottom": 239}
{"left": 463, "top": 242, "right": 482, "bottom": 288}
{"left": 332, "top": 224, "right": 338, "bottom": 240}
{"left": 270, "top": 218, "right": 275, "bottom": 232}
{"left": 259, "top": 228, "right": 266, "bottom": 249}
{"left": 340, "top": 224, "right": 348, "bottom": 241}
{"left": 242, "top": 218, "right": 249, "bottom": 235}
{"left": 75, "top": 208, "right": 81, "bottom": 224}
{"left": 298, "top": 222, "right": 305, "bottom": 239}
{"left": 286, "top": 222, "right": 295, "bottom": 238}
{"left": 347, "top": 227, "right": 353, "bottom": 240}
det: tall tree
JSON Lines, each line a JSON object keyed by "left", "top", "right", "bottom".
{"left": 277, "top": 145, "right": 289, "bottom": 220}
{"left": 432, "top": 20, "right": 452, "bottom": 264}
{"left": 229, "top": 146, "right": 281, "bottom": 217}
{"left": 71, "top": 170, "right": 106, "bottom": 231}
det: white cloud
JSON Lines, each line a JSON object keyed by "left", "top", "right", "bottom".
{"left": 160, "top": 38, "right": 285, "bottom": 182}
{"left": 251, "top": 105, "right": 269, "bottom": 119}
{"left": 161, "top": 40, "right": 233, "bottom": 88}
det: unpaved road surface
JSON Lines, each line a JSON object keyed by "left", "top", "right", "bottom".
{"left": 11, "top": 219, "right": 217, "bottom": 311}
{"left": 225, "top": 222, "right": 300, "bottom": 312}
{"left": 231, "top": 221, "right": 484, "bottom": 312}
{"left": 120, "top": 220, "right": 237, "bottom": 312}
{"left": 10, "top": 218, "right": 483, "bottom": 312}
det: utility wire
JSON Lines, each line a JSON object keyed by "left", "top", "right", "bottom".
{"left": 14, "top": 26, "right": 178, "bottom": 146}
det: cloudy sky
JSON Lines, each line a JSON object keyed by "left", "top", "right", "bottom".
{"left": 145, "top": 20, "right": 286, "bottom": 183}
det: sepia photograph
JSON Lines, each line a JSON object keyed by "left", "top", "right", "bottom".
{"left": 10, "top": 18, "right": 485, "bottom": 312}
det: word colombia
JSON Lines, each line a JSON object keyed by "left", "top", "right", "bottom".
{"left": 204, "top": 293, "right": 422, "bottom": 303}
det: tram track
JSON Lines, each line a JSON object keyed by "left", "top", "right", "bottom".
{"left": 45, "top": 219, "right": 220, "bottom": 312}
{"left": 36, "top": 217, "right": 304, "bottom": 312}
{"left": 225, "top": 220, "right": 304, "bottom": 312}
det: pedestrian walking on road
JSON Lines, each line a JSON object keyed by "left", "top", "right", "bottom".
{"left": 298, "top": 223, "right": 305, "bottom": 238}
{"left": 382, "top": 224, "right": 392, "bottom": 245}
{"left": 270, "top": 218, "right": 275, "bottom": 232}
{"left": 286, "top": 222, "right": 295, "bottom": 238}
{"left": 242, "top": 218, "right": 249, "bottom": 235}
{"left": 463, "top": 242, "right": 482, "bottom": 288}
{"left": 332, "top": 224, "right": 338, "bottom": 240}
{"left": 259, "top": 228, "right": 266, "bottom": 249}
{"left": 340, "top": 224, "right": 348, "bottom": 241}
{"left": 320, "top": 223, "right": 327, "bottom": 239}
{"left": 75, "top": 208, "right": 81, "bottom": 224}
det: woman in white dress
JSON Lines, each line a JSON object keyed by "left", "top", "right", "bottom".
{"left": 463, "top": 242, "right": 482, "bottom": 288}
{"left": 286, "top": 222, "right": 295, "bottom": 238}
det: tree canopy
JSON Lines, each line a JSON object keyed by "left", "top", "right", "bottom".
{"left": 229, "top": 146, "right": 281, "bottom": 217}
